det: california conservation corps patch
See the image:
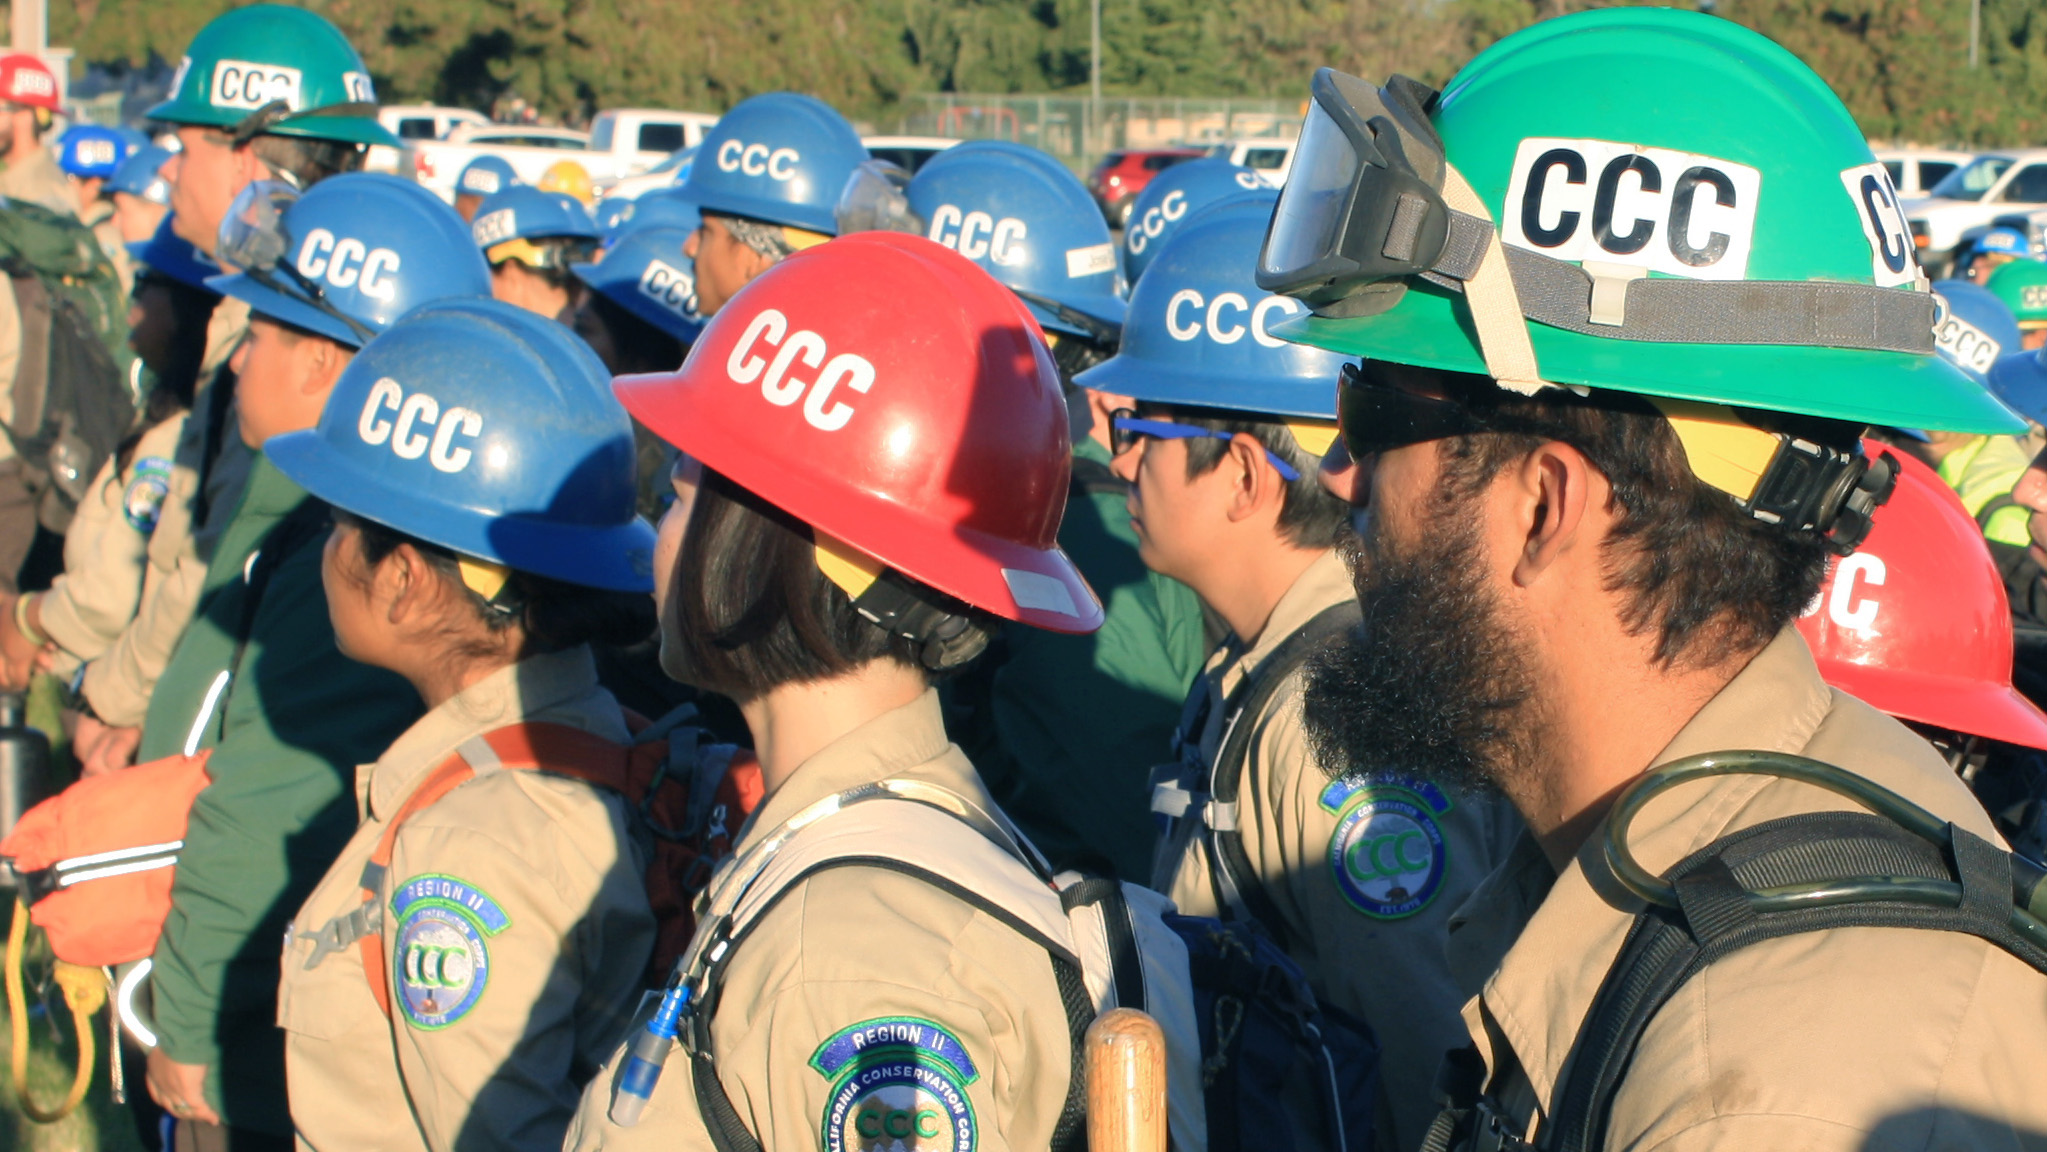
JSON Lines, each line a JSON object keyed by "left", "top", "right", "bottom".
{"left": 810, "top": 1017, "right": 979, "bottom": 1151}
{"left": 390, "top": 873, "right": 508, "bottom": 1030}
{"left": 122, "top": 457, "right": 173, "bottom": 534}
{"left": 1319, "top": 777, "right": 1453, "bottom": 919}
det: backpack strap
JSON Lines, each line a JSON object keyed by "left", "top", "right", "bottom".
{"left": 1205, "top": 601, "right": 1362, "bottom": 946}
{"left": 1538, "top": 810, "right": 2047, "bottom": 1152}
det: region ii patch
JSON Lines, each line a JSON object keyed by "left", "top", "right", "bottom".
{"left": 810, "top": 1016, "right": 979, "bottom": 1151}
{"left": 1319, "top": 777, "right": 1453, "bottom": 919}
{"left": 121, "top": 456, "right": 173, "bottom": 534}
{"left": 389, "top": 872, "right": 509, "bottom": 1030}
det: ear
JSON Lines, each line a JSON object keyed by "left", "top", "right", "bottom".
{"left": 1508, "top": 441, "right": 1602, "bottom": 588}
{"left": 738, "top": 241, "right": 776, "bottom": 284}
{"left": 1222, "top": 433, "right": 1282, "bottom": 526}
{"left": 300, "top": 339, "right": 354, "bottom": 398}
{"left": 379, "top": 543, "right": 437, "bottom": 628}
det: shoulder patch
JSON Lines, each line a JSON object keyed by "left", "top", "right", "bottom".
{"left": 1319, "top": 777, "right": 1453, "bottom": 920}
{"left": 810, "top": 1017, "right": 979, "bottom": 1151}
{"left": 389, "top": 873, "right": 509, "bottom": 1030}
{"left": 121, "top": 456, "right": 173, "bottom": 534}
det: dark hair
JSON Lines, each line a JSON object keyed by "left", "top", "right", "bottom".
{"left": 1410, "top": 364, "right": 1836, "bottom": 670}
{"left": 339, "top": 511, "right": 654, "bottom": 660}
{"left": 250, "top": 133, "right": 363, "bottom": 188}
{"left": 1158, "top": 403, "right": 1354, "bottom": 551}
{"left": 587, "top": 290, "right": 684, "bottom": 374}
{"left": 667, "top": 469, "right": 996, "bottom": 700}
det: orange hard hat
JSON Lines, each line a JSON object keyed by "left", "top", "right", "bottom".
{"left": 615, "top": 231, "right": 1104, "bottom": 634}
{"left": 0, "top": 54, "right": 59, "bottom": 113}
{"left": 1797, "top": 441, "right": 2047, "bottom": 749}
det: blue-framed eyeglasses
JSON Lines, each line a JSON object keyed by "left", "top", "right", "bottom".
{"left": 1110, "top": 410, "right": 1302, "bottom": 481}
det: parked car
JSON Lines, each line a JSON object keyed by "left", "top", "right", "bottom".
{"left": 591, "top": 108, "right": 719, "bottom": 170}
{"left": 1906, "top": 149, "right": 2047, "bottom": 277}
{"left": 1088, "top": 148, "right": 1207, "bottom": 225}
{"left": 363, "top": 104, "right": 491, "bottom": 175}
{"left": 1873, "top": 147, "right": 1972, "bottom": 197}
{"left": 1205, "top": 138, "right": 1297, "bottom": 187}
{"left": 595, "top": 147, "right": 694, "bottom": 202}
{"left": 411, "top": 124, "right": 620, "bottom": 203}
{"left": 863, "top": 135, "right": 962, "bottom": 175}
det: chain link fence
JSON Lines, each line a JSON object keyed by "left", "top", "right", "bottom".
{"left": 888, "top": 94, "right": 1303, "bottom": 170}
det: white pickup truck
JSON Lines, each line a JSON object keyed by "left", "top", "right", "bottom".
{"left": 411, "top": 110, "right": 718, "bottom": 204}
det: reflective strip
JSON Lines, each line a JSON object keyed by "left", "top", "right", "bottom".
{"left": 117, "top": 959, "right": 156, "bottom": 1048}
{"left": 56, "top": 854, "right": 179, "bottom": 888}
{"left": 184, "top": 670, "right": 232, "bottom": 757}
{"left": 52, "top": 839, "right": 184, "bottom": 872}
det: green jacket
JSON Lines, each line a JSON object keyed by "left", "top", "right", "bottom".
{"left": 1937, "top": 434, "right": 2033, "bottom": 548}
{"left": 953, "top": 437, "right": 1209, "bottom": 880}
{"left": 141, "top": 455, "right": 420, "bottom": 1134}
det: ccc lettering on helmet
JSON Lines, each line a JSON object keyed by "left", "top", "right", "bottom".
{"left": 1164, "top": 289, "right": 1302, "bottom": 348}
{"left": 1801, "top": 551, "right": 1886, "bottom": 632}
{"left": 5, "top": 69, "right": 53, "bottom": 100}
{"left": 725, "top": 308, "right": 874, "bottom": 432}
{"left": 1932, "top": 301, "right": 2001, "bottom": 375}
{"left": 296, "top": 228, "right": 402, "bottom": 302}
{"left": 927, "top": 204, "right": 1028, "bottom": 267}
{"left": 1839, "top": 162, "right": 1918, "bottom": 289}
{"left": 357, "top": 378, "right": 485, "bottom": 473}
{"left": 209, "top": 59, "right": 302, "bottom": 112}
{"left": 637, "top": 258, "right": 697, "bottom": 318}
{"left": 1126, "top": 172, "right": 1263, "bottom": 256}
{"left": 715, "top": 140, "right": 800, "bottom": 181}
{"left": 1501, "top": 137, "right": 1761, "bottom": 281}
{"left": 76, "top": 140, "right": 118, "bottom": 169}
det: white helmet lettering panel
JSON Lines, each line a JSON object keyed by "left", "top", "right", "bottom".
{"left": 1501, "top": 137, "right": 1761, "bottom": 281}
{"left": 1840, "top": 162, "right": 1918, "bottom": 288}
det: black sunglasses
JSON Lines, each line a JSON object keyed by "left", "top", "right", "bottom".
{"left": 1336, "top": 361, "right": 1498, "bottom": 460}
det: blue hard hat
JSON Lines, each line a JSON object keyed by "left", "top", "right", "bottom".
{"left": 903, "top": 140, "right": 1126, "bottom": 340}
{"left": 1078, "top": 193, "right": 1343, "bottom": 419}
{"left": 127, "top": 216, "right": 223, "bottom": 295}
{"left": 592, "top": 196, "right": 633, "bottom": 236}
{"left": 1121, "top": 158, "right": 1267, "bottom": 284}
{"left": 207, "top": 173, "right": 493, "bottom": 348}
{"left": 470, "top": 184, "right": 600, "bottom": 250}
{"left": 58, "top": 125, "right": 132, "bottom": 180}
{"left": 107, "top": 144, "right": 175, "bottom": 206}
{"left": 1990, "top": 347, "right": 2047, "bottom": 429}
{"left": 681, "top": 92, "right": 865, "bottom": 235}
{"left": 1976, "top": 227, "right": 2031, "bottom": 259}
{"left": 570, "top": 224, "right": 704, "bottom": 343}
{"left": 112, "top": 126, "right": 150, "bottom": 151}
{"left": 267, "top": 299, "right": 656, "bottom": 592}
{"left": 599, "top": 188, "right": 701, "bottom": 247}
{"left": 1931, "top": 278, "right": 2022, "bottom": 387}
{"left": 455, "top": 155, "right": 519, "bottom": 200}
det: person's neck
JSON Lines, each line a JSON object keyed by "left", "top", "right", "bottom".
{"left": 1516, "top": 629, "right": 1761, "bottom": 871}
{"left": 407, "top": 650, "right": 520, "bottom": 711}
{"left": 1191, "top": 536, "right": 1324, "bottom": 648}
{"left": 741, "top": 660, "right": 929, "bottom": 794}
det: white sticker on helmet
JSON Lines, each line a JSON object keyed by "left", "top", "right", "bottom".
{"left": 210, "top": 60, "right": 303, "bottom": 112}
{"left": 1840, "top": 162, "right": 1918, "bottom": 289}
{"left": 1933, "top": 300, "right": 2001, "bottom": 374}
{"left": 1500, "top": 138, "right": 1761, "bottom": 281}
{"left": 460, "top": 170, "right": 502, "bottom": 196}
{"left": 473, "top": 208, "right": 518, "bottom": 246}
{"left": 1004, "top": 568, "right": 1078, "bottom": 618}
{"left": 1065, "top": 243, "right": 1117, "bottom": 279}
{"left": 343, "top": 70, "right": 376, "bottom": 104}
{"left": 637, "top": 258, "right": 697, "bottom": 317}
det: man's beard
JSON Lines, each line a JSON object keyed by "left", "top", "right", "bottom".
{"left": 1303, "top": 501, "right": 1548, "bottom": 800}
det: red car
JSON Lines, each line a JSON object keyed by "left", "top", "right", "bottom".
{"left": 1088, "top": 149, "right": 1207, "bottom": 226}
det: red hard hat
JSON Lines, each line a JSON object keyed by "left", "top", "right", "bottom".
{"left": 1796, "top": 441, "right": 2047, "bottom": 749}
{"left": 0, "top": 55, "right": 59, "bottom": 113}
{"left": 616, "top": 231, "right": 1104, "bottom": 634}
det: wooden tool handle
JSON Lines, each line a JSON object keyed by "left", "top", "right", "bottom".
{"left": 1085, "top": 1007, "right": 1168, "bottom": 1152}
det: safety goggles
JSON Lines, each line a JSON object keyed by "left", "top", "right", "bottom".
{"left": 1110, "top": 411, "right": 1301, "bottom": 482}
{"left": 216, "top": 179, "right": 378, "bottom": 344}
{"left": 834, "top": 159, "right": 920, "bottom": 237}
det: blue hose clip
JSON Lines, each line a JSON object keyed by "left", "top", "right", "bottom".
{"left": 609, "top": 981, "right": 692, "bottom": 1126}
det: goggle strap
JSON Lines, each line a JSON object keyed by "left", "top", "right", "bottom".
{"left": 1439, "top": 162, "right": 1554, "bottom": 397}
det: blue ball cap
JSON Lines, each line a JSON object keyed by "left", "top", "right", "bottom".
{"left": 471, "top": 184, "right": 600, "bottom": 249}
{"left": 1977, "top": 227, "right": 2031, "bottom": 258}
{"left": 570, "top": 224, "right": 703, "bottom": 344}
{"left": 208, "top": 173, "right": 493, "bottom": 348}
{"left": 266, "top": 299, "right": 657, "bottom": 592}
{"left": 682, "top": 92, "right": 865, "bottom": 235}
{"left": 456, "top": 155, "right": 519, "bottom": 199}
{"left": 127, "top": 216, "right": 223, "bottom": 295}
{"left": 1931, "top": 278, "right": 2022, "bottom": 386}
{"left": 1121, "top": 158, "right": 1267, "bottom": 284}
{"left": 58, "top": 125, "right": 132, "bottom": 179}
{"left": 906, "top": 140, "right": 1126, "bottom": 340}
{"left": 1078, "top": 192, "right": 1344, "bottom": 419}
{"left": 108, "top": 144, "right": 175, "bottom": 205}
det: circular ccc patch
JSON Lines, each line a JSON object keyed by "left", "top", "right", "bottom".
{"left": 121, "top": 457, "right": 172, "bottom": 534}
{"left": 390, "top": 873, "right": 508, "bottom": 1030}
{"left": 1326, "top": 782, "right": 1447, "bottom": 919}
{"left": 823, "top": 1063, "right": 976, "bottom": 1152}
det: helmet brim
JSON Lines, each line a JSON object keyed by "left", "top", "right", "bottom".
{"left": 615, "top": 371, "right": 1104, "bottom": 634}
{"left": 1820, "top": 661, "right": 2047, "bottom": 752}
{"left": 570, "top": 262, "right": 705, "bottom": 344}
{"left": 1076, "top": 354, "right": 1337, "bottom": 421}
{"left": 1020, "top": 293, "right": 1127, "bottom": 342}
{"left": 1276, "top": 278, "right": 2028, "bottom": 436}
{"left": 267, "top": 429, "right": 658, "bottom": 594}
{"left": 142, "top": 97, "right": 399, "bottom": 148}
{"left": 206, "top": 272, "right": 367, "bottom": 349}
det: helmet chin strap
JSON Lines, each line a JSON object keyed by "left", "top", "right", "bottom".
{"left": 1437, "top": 162, "right": 1562, "bottom": 399}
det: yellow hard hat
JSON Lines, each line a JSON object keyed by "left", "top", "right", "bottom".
{"left": 538, "top": 160, "right": 595, "bottom": 207}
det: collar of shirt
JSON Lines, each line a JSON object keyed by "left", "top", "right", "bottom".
{"left": 1208, "top": 547, "right": 1353, "bottom": 699}
{"left": 732, "top": 687, "right": 994, "bottom": 853}
{"left": 362, "top": 644, "right": 624, "bottom": 819}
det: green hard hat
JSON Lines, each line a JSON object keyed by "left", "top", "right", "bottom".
{"left": 148, "top": 5, "right": 396, "bottom": 148}
{"left": 1272, "top": 8, "right": 2021, "bottom": 435}
{"left": 1986, "top": 259, "right": 2047, "bottom": 326}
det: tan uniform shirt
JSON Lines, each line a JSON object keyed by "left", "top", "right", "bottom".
{"left": 1446, "top": 627, "right": 2047, "bottom": 1150}
{"left": 38, "top": 413, "right": 185, "bottom": 679}
{"left": 565, "top": 689, "right": 1079, "bottom": 1152}
{"left": 1153, "top": 551, "right": 1522, "bottom": 1152}
{"left": 80, "top": 300, "right": 253, "bottom": 725}
{"left": 280, "top": 646, "right": 655, "bottom": 1152}
{"left": 0, "top": 146, "right": 75, "bottom": 217}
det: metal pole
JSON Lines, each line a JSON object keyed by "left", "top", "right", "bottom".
{"left": 10, "top": 0, "right": 44, "bottom": 56}
{"left": 1969, "top": 0, "right": 1980, "bottom": 68}
{"left": 1090, "top": 0, "right": 1102, "bottom": 160}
